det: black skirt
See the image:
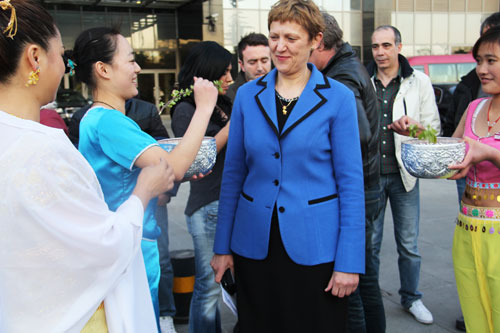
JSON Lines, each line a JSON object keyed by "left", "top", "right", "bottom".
{"left": 233, "top": 208, "right": 348, "bottom": 333}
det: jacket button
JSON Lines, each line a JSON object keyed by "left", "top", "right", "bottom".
{"left": 274, "top": 152, "right": 280, "bottom": 159}
{"left": 273, "top": 179, "right": 279, "bottom": 186}
{"left": 279, "top": 206, "right": 285, "bottom": 213}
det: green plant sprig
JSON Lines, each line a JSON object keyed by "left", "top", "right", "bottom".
{"left": 167, "top": 80, "right": 224, "bottom": 108}
{"left": 408, "top": 124, "right": 437, "bottom": 144}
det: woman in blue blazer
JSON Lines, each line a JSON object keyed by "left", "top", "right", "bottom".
{"left": 211, "top": 1, "right": 365, "bottom": 331}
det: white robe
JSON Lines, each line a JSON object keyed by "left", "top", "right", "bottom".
{"left": 0, "top": 112, "right": 157, "bottom": 332}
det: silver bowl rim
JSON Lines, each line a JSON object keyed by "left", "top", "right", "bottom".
{"left": 402, "top": 137, "right": 465, "bottom": 149}
{"left": 157, "top": 136, "right": 216, "bottom": 145}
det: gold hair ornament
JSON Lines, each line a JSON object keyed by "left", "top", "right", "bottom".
{"left": 25, "top": 68, "right": 40, "bottom": 87}
{"left": 0, "top": 0, "right": 17, "bottom": 39}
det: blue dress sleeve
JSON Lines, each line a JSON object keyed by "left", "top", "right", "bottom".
{"left": 97, "top": 111, "right": 158, "bottom": 170}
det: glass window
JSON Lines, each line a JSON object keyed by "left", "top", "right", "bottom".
{"left": 261, "top": 0, "right": 278, "bottom": 8}
{"left": 457, "top": 63, "right": 476, "bottom": 78}
{"left": 347, "top": 13, "right": 362, "bottom": 45}
{"left": 237, "top": 0, "right": 259, "bottom": 9}
{"left": 466, "top": 13, "right": 481, "bottom": 45}
{"left": 428, "top": 63, "right": 458, "bottom": 83}
{"left": 223, "top": 8, "right": 239, "bottom": 50}
{"left": 415, "top": 13, "right": 431, "bottom": 45}
{"left": 449, "top": 13, "right": 466, "bottom": 44}
{"left": 396, "top": 13, "right": 414, "bottom": 44}
{"left": 323, "top": 0, "right": 342, "bottom": 11}
{"left": 415, "top": 0, "right": 431, "bottom": 11}
{"left": 413, "top": 65, "right": 425, "bottom": 73}
{"left": 432, "top": 14, "right": 448, "bottom": 44}
{"left": 484, "top": 0, "right": 500, "bottom": 12}
{"left": 450, "top": 0, "right": 465, "bottom": 11}
{"left": 398, "top": 0, "right": 414, "bottom": 11}
{"left": 344, "top": 0, "right": 361, "bottom": 10}
{"left": 467, "top": 0, "right": 481, "bottom": 11}
{"left": 260, "top": 11, "right": 269, "bottom": 36}
{"left": 50, "top": 10, "right": 82, "bottom": 49}
{"left": 431, "top": 44, "right": 448, "bottom": 55}
{"left": 414, "top": 45, "right": 431, "bottom": 56}
{"left": 223, "top": 0, "right": 237, "bottom": 8}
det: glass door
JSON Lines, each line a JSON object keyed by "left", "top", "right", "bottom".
{"left": 138, "top": 70, "right": 177, "bottom": 110}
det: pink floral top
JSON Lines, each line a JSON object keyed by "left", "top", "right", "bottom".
{"left": 464, "top": 97, "right": 500, "bottom": 188}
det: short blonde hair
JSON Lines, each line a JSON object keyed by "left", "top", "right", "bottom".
{"left": 268, "top": 0, "right": 325, "bottom": 41}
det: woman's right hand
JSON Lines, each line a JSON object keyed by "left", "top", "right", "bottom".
{"left": 133, "top": 158, "right": 175, "bottom": 209}
{"left": 210, "top": 254, "right": 234, "bottom": 283}
{"left": 193, "top": 76, "right": 218, "bottom": 115}
{"left": 449, "top": 137, "right": 500, "bottom": 179}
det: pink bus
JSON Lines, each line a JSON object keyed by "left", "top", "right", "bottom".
{"left": 407, "top": 54, "right": 476, "bottom": 84}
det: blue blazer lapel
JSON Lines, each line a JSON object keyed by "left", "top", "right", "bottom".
{"left": 281, "top": 64, "right": 329, "bottom": 138}
{"left": 255, "top": 70, "right": 279, "bottom": 137}
{"left": 254, "top": 65, "right": 330, "bottom": 139}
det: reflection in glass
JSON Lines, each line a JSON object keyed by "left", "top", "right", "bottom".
{"left": 238, "top": 0, "right": 259, "bottom": 9}
{"left": 415, "top": 14, "right": 431, "bottom": 45}
{"left": 432, "top": 13, "right": 448, "bottom": 44}
{"left": 413, "top": 65, "right": 425, "bottom": 73}
{"left": 223, "top": 0, "right": 237, "bottom": 8}
{"left": 323, "top": 0, "right": 342, "bottom": 11}
{"left": 428, "top": 63, "right": 457, "bottom": 83}
{"left": 457, "top": 63, "right": 476, "bottom": 79}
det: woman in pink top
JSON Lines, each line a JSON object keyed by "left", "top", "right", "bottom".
{"left": 452, "top": 26, "right": 500, "bottom": 333}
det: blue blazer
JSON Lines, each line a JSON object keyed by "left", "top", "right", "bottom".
{"left": 214, "top": 64, "right": 366, "bottom": 273}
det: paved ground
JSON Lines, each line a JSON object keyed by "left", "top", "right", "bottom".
{"left": 161, "top": 117, "right": 464, "bottom": 332}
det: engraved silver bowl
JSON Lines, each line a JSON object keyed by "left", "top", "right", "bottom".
{"left": 401, "top": 137, "right": 466, "bottom": 179}
{"left": 158, "top": 137, "right": 217, "bottom": 178}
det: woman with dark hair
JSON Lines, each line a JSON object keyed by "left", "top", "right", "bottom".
{"left": 170, "top": 40, "right": 233, "bottom": 333}
{"left": 210, "top": 0, "right": 365, "bottom": 331}
{"left": 71, "top": 27, "right": 218, "bottom": 328}
{"left": 450, "top": 26, "right": 500, "bottom": 332}
{"left": 0, "top": 0, "right": 174, "bottom": 331}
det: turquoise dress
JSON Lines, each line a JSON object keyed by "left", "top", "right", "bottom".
{"left": 79, "top": 106, "right": 162, "bottom": 327}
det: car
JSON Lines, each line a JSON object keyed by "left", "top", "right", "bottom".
{"left": 408, "top": 54, "right": 476, "bottom": 127}
{"left": 55, "top": 89, "right": 91, "bottom": 125}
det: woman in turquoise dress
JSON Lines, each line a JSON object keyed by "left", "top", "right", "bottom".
{"left": 71, "top": 27, "right": 218, "bottom": 329}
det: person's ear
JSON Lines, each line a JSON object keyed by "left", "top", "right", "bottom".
{"left": 25, "top": 44, "right": 41, "bottom": 71}
{"left": 94, "top": 61, "right": 111, "bottom": 80}
{"left": 238, "top": 59, "right": 245, "bottom": 72}
{"left": 312, "top": 32, "right": 323, "bottom": 51}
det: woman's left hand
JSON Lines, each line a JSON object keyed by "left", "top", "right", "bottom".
{"left": 325, "top": 271, "right": 359, "bottom": 298}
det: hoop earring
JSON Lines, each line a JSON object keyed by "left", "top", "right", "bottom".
{"left": 25, "top": 68, "right": 40, "bottom": 87}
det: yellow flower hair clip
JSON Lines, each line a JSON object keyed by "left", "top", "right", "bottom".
{"left": 1, "top": 0, "right": 17, "bottom": 39}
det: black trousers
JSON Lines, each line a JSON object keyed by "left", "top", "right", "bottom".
{"left": 233, "top": 209, "right": 348, "bottom": 333}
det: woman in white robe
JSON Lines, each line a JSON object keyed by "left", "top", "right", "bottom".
{"left": 0, "top": 0, "right": 174, "bottom": 331}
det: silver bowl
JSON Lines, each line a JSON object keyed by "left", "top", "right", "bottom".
{"left": 401, "top": 137, "right": 465, "bottom": 179}
{"left": 158, "top": 137, "right": 217, "bottom": 178}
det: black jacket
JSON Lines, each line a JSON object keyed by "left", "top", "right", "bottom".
{"left": 442, "top": 68, "right": 481, "bottom": 137}
{"left": 322, "top": 42, "right": 380, "bottom": 188}
{"left": 68, "top": 98, "right": 169, "bottom": 147}
{"left": 226, "top": 71, "right": 247, "bottom": 102}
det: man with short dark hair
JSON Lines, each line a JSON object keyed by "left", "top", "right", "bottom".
{"left": 226, "top": 33, "right": 271, "bottom": 101}
{"left": 309, "top": 12, "right": 384, "bottom": 332}
{"left": 366, "top": 25, "right": 440, "bottom": 325}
